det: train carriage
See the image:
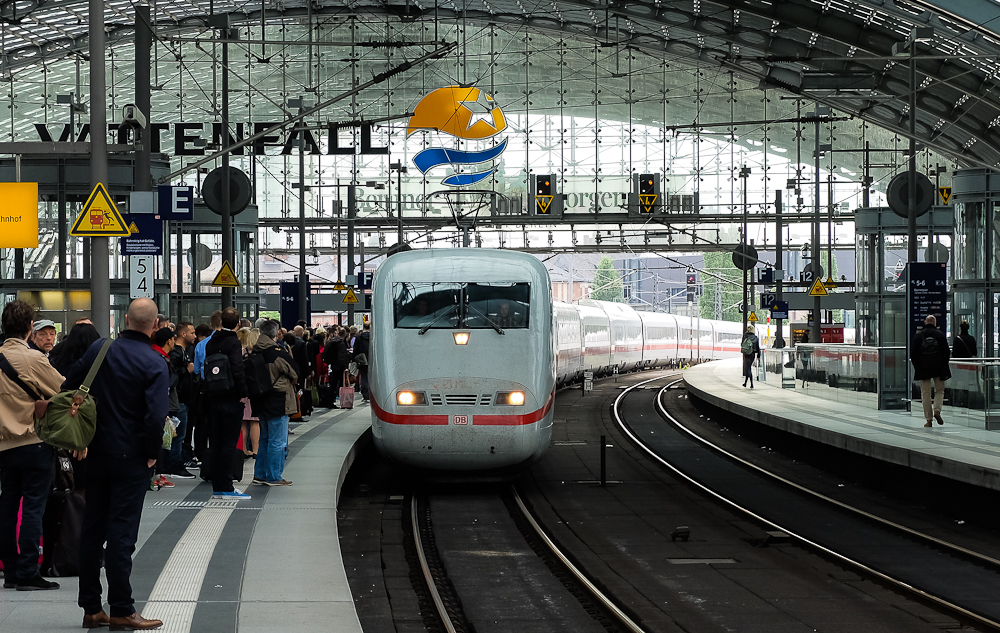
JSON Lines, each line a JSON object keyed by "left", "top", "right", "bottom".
{"left": 370, "top": 250, "right": 556, "bottom": 475}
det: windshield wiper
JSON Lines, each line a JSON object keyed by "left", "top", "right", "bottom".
{"left": 465, "top": 303, "right": 505, "bottom": 335}
{"left": 417, "top": 304, "right": 459, "bottom": 335}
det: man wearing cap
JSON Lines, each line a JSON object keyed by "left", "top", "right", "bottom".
{"left": 28, "top": 319, "right": 56, "bottom": 356}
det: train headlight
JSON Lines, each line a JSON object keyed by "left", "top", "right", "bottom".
{"left": 397, "top": 391, "right": 427, "bottom": 406}
{"left": 453, "top": 332, "right": 470, "bottom": 345}
{"left": 495, "top": 391, "right": 525, "bottom": 406}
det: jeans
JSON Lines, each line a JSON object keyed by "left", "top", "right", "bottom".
{"left": 0, "top": 442, "right": 55, "bottom": 582}
{"left": 253, "top": 415, "right": 289, "bottom": 483}
{"left": 920, "top": 377, "right": 946, "bottom": 421}
{"left": 168, "top": 403, "right": 188, "bottom": 471}
{"left": 78, "top": 456, "right": 152, "bottom": 617}
{"left": 208, "top": 399, "right": 244, "bottom": 493}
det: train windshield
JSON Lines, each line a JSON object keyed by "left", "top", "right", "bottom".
{"left": 393, "top": 282, "right": 530, "bottom": 330}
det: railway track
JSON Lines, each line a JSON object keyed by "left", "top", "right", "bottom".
{"left": 613, "top": 375, "right": 1000, "bottom": 631}
{"left": 409, "top": 489, "right": 646, "bottom": 633}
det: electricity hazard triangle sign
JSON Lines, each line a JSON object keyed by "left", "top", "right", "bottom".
{"left": 70, "top": 183, "right": 131, "bottom": 237}
{"left": 938, "top": 186, "right": 952, "bottom": 204}
{"left": 343, "top": 287, "right": 359, "bottom": 304}
{"left": 638, "top": 193, "right": 658, "bottom": 213}
{"left": 334, "top": 280, "right": 347, "bottom": 290}
{"left": 748, "top": 311, "right": 758, "bottom": 323}
{"left": 808, "top": 278, "right": 828, "bottom": 296}
{"left": 212, "top": 260, "right": 241, "bottom": 287}
{"left": 535, "top": 195, "right": 553, "bottom": 214}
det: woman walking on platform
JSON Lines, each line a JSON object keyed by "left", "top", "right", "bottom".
{"left": 741, "top": 325, "right": 760, "bottom": 388}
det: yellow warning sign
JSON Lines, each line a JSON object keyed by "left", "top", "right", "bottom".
{"left": 70, "top": 183, "right": 131, "bottom": 237}
{"left": 535, "top": 195, "right": 553, "bottom": 214}
{"left": 334, "top": 280, "right": 347, "bottom": 291}
{"left": 825, "top": 276, "right": 837, "bottom": 289}
{"left": 639, "top": 193, "right": 658, "bottom": 213}
{"left": 808, "top": 279, "right": 828, "bottom": 296}
{"left": 748, "top": 311, "right": 758, "bottom": 323}
{"left": 211, "top": 260, "right": 241, "bottom": 288}
{"left": 938, "top": 186, "right": 952, "bottom": 204}
{"left": 128, "top": 221, "right": 140, "bottom": 234}
{"left": 342, "top": 287, "right": 359, "bottom": 304}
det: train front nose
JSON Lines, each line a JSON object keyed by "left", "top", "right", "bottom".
{"left": 372, "top": 379, "right": 554, "bottom": 470}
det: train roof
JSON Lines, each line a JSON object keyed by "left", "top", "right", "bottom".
{"left": 375, "top": 249, "right": 551, "bottom": 286}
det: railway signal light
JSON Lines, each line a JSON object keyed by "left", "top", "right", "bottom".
{"left": 628, "top": 173, "right": 661, "bottom": 216}
{"left": 530, "top": 174, "right": 563, "bottom": 217}
{"left": 686, "top": 268, "right": 696, "bottom": 303}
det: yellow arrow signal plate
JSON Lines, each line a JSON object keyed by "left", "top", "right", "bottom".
{"left": 70, "top": 183, "right": 131, "bottom": 237}
{"left": 639, "top": 193, "right": 658, "bottom": 213}
{"left": 343, "top": 287, "right": 359, "bottom": 304}
{"left": 535, "top": 195, "right": 553, "bottom": 214}
{"left": 808, "top": 278, "right": 828, "bottom": 296}
{"left": 211, "top": 260, "right": 241, "bottom": 287}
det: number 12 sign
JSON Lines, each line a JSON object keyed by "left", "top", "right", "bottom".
{"left": 129, "top": 255, "right": 155, "bottom": 299}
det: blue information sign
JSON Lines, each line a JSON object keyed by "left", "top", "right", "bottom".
{"left": 906, "top": 262, "right": 947, "bottom": 341}
{"left": 120, "top": 214, "right": 163, "bottom": 256}
{"left": 770, "top": 300, "right": 789, "bottom": 320}
{"left": 280, "top": 277, "right": 312, "bottom": 329}
{"left": 158, "top": 185, "right": 194, "bottom": 221}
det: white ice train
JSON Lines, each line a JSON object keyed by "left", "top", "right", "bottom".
{"left": 369, "top": 249, "right": 758, "bottom": 476}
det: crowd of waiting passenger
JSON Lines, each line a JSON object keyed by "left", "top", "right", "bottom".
{"left": 0, "top": 298, "right": 369, "bottom": 630}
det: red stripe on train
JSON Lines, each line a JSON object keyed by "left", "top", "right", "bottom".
{"left": 371, "top": 398, "right": 449, "bottom": 425}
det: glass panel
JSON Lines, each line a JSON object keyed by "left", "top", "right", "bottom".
{"left": 463, "top": 283, "right": 530, "bottom": 329}
{"left": 393, "top": 282, "right": 463, "bottom": 329}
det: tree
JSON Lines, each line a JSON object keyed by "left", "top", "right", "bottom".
{"left": 698, "top": 251, "right": 743, "bottom": 322}
{"left": 591, "top": 256, "right": 625, "bottom": 302}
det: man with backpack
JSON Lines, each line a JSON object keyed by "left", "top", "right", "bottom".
{"left": 247, "top": 320, "right": 298, "bottom": 486}
{"left": 911, "top": 315, "right": 951, "bottom": 427}
{"left": 203, "top": 308, "right": 249, "bottom": 499}
{"left": 740, "top": 325, "right": 760, "bottom": 389}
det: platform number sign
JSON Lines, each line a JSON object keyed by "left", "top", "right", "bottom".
{"left": 760, "top": 292, "right": 777, "bottom": 309}
{"left": 129, "top": 255, "right": 154, "bottom": 299}
{"left": 454, "top": 415, "right": 469, "bottom": 426}
{"left": 800, "top": 269, "right": 814, "bottom": 283}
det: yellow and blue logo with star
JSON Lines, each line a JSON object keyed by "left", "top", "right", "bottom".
{"left": 407, "top": 85, "right": 507, "bottom": 187}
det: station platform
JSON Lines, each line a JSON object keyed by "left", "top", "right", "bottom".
{"left": 0, "top": 405, "right": 372, "bottom": 633}
{"left": 684, "top": 358, "right": 1000, "bottom": 492}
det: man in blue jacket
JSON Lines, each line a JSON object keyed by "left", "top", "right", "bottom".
{"left": 62, "top": 297, "right": 168, "bottom": 631}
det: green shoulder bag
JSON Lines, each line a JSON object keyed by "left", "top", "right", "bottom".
{"left": 34, "top": 339, "right": 113, "bottom": 451}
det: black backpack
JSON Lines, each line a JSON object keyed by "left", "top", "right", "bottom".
{"left": 244, "top": 349, "right": 278, "bottom": 399}
{"left": 204, "top": 352, "right": 234, "bottom": 393}
{"left": 920, "top": 334, "right": 940, "bottom": 363}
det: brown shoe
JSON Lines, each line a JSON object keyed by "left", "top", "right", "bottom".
{"left": 935, "top": 413, "right": 944, "bottom": 425}
{"left": 108, "top": 613, "right": 163, "bottom": 631}
{"left": 923, "top": 421, "right": 933, "bottom": 427}
{"left": 82, "top": 610, "right": 111, "bottom": 628}
{"left": 266, "top": 479, "right": 293, "bottom": 486}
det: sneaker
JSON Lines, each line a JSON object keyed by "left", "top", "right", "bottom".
{"left": 184, "top": 459, "right": 201, "bottom": 469}
{"left": 156, "top": 475, "right": 174, "bottom": 488}
{"left": 251, "top": 477, "right": 267, "bottom": 485}
{"left": 266, "top": 479, "right": 293, "bottom": 486}
{"left": 166, "top": 469, "right": 196, "bottom": 479}
{"left": 16, "top": 575, "right": 59, "bottom": 591}
{"left": 211, "top": 490, "right": 251, "bottom": 500}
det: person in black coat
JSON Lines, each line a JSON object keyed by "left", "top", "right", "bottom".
{"left": 322, "top": 329, "right": 349, "bottom": 389}
{"left": 203, "top": 308, "right": 249, "bottom": 498}
{"left": 740, "top": 326, "right": 760, "bottom": 389}
{"left": 910, "top": 315, "right": 951, "bottom": 427}
{"left": 953, "top": 320, "right": 977, "bottom": 358}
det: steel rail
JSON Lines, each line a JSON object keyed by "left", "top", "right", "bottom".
{"left": 510, "top": 488, "right": 647, "bottom": 633}
{"left": 409, "top": 495, "right": 458, "bottom": 633}
{"left": 611, "top": 377, "right": 1000, "bottom": 632}
{"left": 655, "top": 385, "right": 1000, "bottom": 569}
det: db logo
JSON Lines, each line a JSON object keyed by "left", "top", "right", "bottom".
{"left": 212, "top": 367, "right": 220, "bottom": 375}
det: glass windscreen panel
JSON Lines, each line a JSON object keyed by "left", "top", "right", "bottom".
{"left": 393, "top": 282, "right": 530, "bottom": 329}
